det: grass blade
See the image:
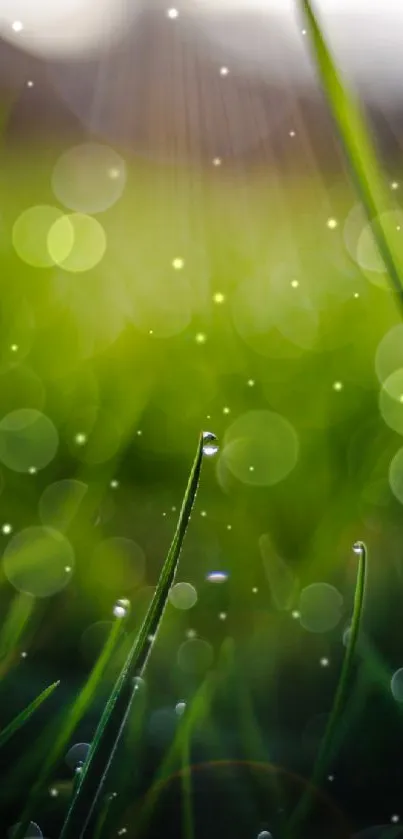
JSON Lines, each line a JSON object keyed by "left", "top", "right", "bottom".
{"left": 288, "top": 540, "right": 367, "bottom": 834}
{"left": 300, "top": 0, "right": 403, "bottom": 309}
{"left": 14, "top": 614, "right": 126, "bottom": 839}
{"left": 0, "top": 680, "right": 60, "bottom": 749}
{"left": 59, "top": 432, "right": 214, "bottom": 839}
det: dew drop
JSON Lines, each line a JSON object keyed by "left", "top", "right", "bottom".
{"left": 202, "top": 431, "right": 218, "bottom": 456}
{"left": 353, "top": 541, "right": 365, "bottom": 556}
{"left": 206, "top": 571, "right": 228, "bottom": 583}
{"left": 2, "top": 523, "right": 12, "bottom": 534}
{"left": 49, "top": 787, "right": 59, "bottom": 797}
{"left": 175, "top": 701, "right": 186, "bottom": 716}
{"left": 113, "top": 598, "right": 130, "bottom": 619}
{"left": 257, "top": 832, "right": 273, "bottom": 839}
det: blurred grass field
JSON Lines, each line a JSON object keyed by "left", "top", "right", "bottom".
{"left": 1, "top": 63, "right": 403, "bottom": 834}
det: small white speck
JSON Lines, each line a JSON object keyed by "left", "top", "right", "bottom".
{"left": 213, "top": 157, "right": 222, "bottom": 166}
{"left": 172, "top": 506, "right": 177, "bottom": 512}
{"left": 327, "top": 218, "right": 338, "bottom": 229}
{"left": 201, "top": 510, "right": 207, "bottom": 517}
{"left": 186, "top": 629, "right": 196, "bottom": 639}
{"left": 227, "top": 524, "right": 232, "bottom": 531}
{"left": 110, "top": 479, "right": 119, "bottom": 489}
{"left": 302, "top": 28, "right": 307, "bottom": 34}
{"left": 327, "top": 774, "right": 335, "bottom": 782}
{"left": 137, "top": 429, "right": 142, "bottom": 436}
{"left": 219, "top": 612, "right": 227, "bottom": 621}
{"left": 391, "top": 815, "right": 400, "bottom": 824}
{"left": 220, "top": 66, "right": 229, "bottom": 76}
{"left": 333, "top": 381, "right": 343, "bottom": 392}
{"left": 195, "top": 333, "right": 206, "bottom": 344}
{"left": 149, "top": 329, "right": 153, "bottom": 335}
{"left": 21, "top": 651, "right": 27, "bottom": 658}
{"left": 247, "top": 379, "right": 255, "bottom": 387}
{"left": 10, "top": 344, "right": 18, "bottom": 352}
{"left": 75, "top": 432, "right": 87, "bottom": 446}
{"left": 2, "top": 523, "right": 12, "bottom": 535}
{"left": 12, "top": 21, "right": 23, "bottom": 32}
{"left": 292, "top": 610, "right": 300, "bottom": 619}
{"left": 354, "top": 292, "right": 360, "bottom": 299}
{"left": 291, "top": 279, "right": 299, "bottom": 288}
{"left": 320, "top": 657, "right": 330, "bottom": 667}
{"left": 223, "top": 406, "right": 230, "bottom": 415}
{"left": 28, "top": 466, "right": 37, "bottom": 475}
{"left": 65, "top": 566, "right": 72, "bottom": 573}
{"left": 213, "top": 292, "right": 225, "bottom": 304}
{"left": 167, "top": 7, "right": 179, "bottom": 18}
{"left": 391, "top": 182, "right": 399, "bottom": 190}
{"left": 27, "top": 80, "right": 34, "bottom": 88}
{"left": 289, "top": 130, "right": 296, "bottom": 137}
{"left": 249, "top": 465, "right": 255, "bottom": 472}
{"left": 49, "top": 787, "right": 59, "bottom": 797}
{"left": 252, "top": 587, "right": 258, "bottom": 594}
{"left": 172, "top": 257, "right": 184, "bottom": 270}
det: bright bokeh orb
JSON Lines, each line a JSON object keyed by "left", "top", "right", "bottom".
{"left": 298, "top": 583, "right": 343, "bottom": 633}
{"left": 221, "top": 410, "right": 299, "bottom": 487}
{"left": 12, "top": 205, "right": 65, "bottom": 268}
{"left": 48, "top": 214, "right": 107, "bottom": 273}
{"left": 375, "top": 324, "right": 403, "bottom": 384}
{"left": 3, "top": 526, "right": 74, "bottom": 597}
{"left": 52, "top": 144, "right": 126, "bottom": 214}
{"left": 0, "top": 0, "right": 141, "bottom": 59}
{"left": 379, "top": 369, "right": 403, "bottom": 435}
{"left": 391, "top": 667, "right": 403, "bottom": 702}
{"left": 168, "top": 582, "right": 198, "bottom": 610}
{"left": 389, "top": 448, "right": 403, "bottom": 504}
{"left": 0, "top": 409, "right": 59, "bottom": 473}
{"left": 39, "top": 479, "right": 88, "bottom": 531}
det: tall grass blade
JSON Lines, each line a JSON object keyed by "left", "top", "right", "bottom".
{"left": 299, "top": 0, "right": 403, "bottom": 308}
{"left": 14, "top": 615, "right": 126, "bottom": 839}
{"left": 0, "top": 680, "right": 60, "bottom": 749}
{"left": 289, "top": 541, "right": 367, "bottom": 834}
{"left": 0, "top": 594, "right": 35, "bottom": 677}
{"left": 59, "top": 432, "right": 214, "bottom": 839}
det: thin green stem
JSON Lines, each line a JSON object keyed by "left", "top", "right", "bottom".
{"left": 0, "top": 680, "right": 60, "bottom": 749}
{"left": 59, "top": 432, "right": 211, "bottom": 839}
{"left": 289, "top": 541, "right": 367, "bottom": 834}
{"left": 300, "top": 0, "right": 403, "bottom": 315}
{"left": 14, "top": 616, "right": 125, "bottom": 839}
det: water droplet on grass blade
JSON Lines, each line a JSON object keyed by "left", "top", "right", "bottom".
{"left": 202, "top": 432, "right": 218, "bottom": 456}
{"left": 175, "top": 701, "right": 186, "bottom": 716}
{"left": 353, "top": 541, "right": 365, "bottom": 556}
{"left": 257, "top": 832, "right": 273, "bottom": 839}
{"left": 206, "top": 571, "right": 228, "bottom": 583}
{"left": 113, "top": 599, "right": 130, "bottom": 619}
{"left": 65, "top": 743, "right": 91, "bottom": 770}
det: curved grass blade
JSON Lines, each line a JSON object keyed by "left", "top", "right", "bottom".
{"left": 14, "top": 615, "right": 126, "bottom": 839}
{"left": 0, "top": 680, "right": 59, "bottom": 750}
{"left": 299, "top": 0, "right": 403, "bottom": 311}
{"left": 289, "top": 541, "right": 367, "bottom": 834}
{"left": 59, "top": 432, "right": 214, "bottom": 839}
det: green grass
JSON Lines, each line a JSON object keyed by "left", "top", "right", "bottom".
{"left": 300, "top": 0, "right": 403, "bottom": 310}
{"left": 0, "top": 679, "right": 59, "bottom": 749}
{"left": 288, "top": 541, "right": 368, "bottom": 834}
{"left": 58, "top": 432, "right": 215, "bottom": 839}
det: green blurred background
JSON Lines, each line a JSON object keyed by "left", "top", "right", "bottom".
{"left": 1, "top": 3, "right": 403, "bottom": 838}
